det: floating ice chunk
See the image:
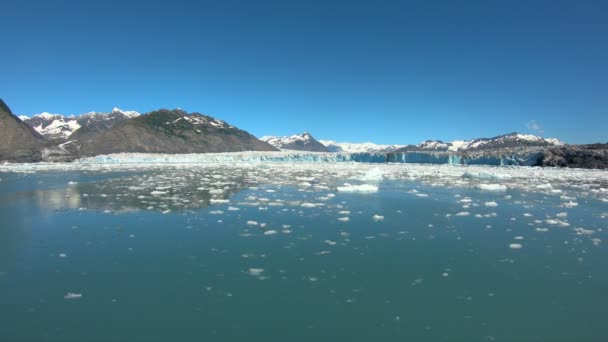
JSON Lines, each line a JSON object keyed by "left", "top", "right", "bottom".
{"left": 150, "top": 191, "right": 167, "bottom": 195}
{"left": 546, "top": 219, "right": 569, "bottom": 227}
{"left": 209, "top": 189, "right": 224, "bottom": 195}
{"left": 508, "top": 243, "right": 523, "bottom": 249}
{"left": 523, "top": 213, "right": 533, "bottom": 217}
{"left": 536, "top": 184, "right": 552, "bottom": 190}
{"left": 455, "top": 211, "right": 470, "bottom": 217}
{"left": 263, "top": 230, "right": 278, "bottom": 235}
{"left": 574, "top": 228, "right": 595, "bottom": 235}
{"left": 337, "top": 184, "right": 378, "bottom": 193}
{"left": 337, "top": 217, "right": 350, "bottom": 222}
{"left": 246, "top": 221, "right": 258, "bottom": 226}
{"left": 477, "top": 184, "right": 507, "bottom": 191}
{"left": 209, "top": 210, "right": 224, "bottom": 215}
{"left": 64, "top": 292, "right": 83, "bottom": 299}
{"left": 556, "top": 212, "right": 568, "bottom": 218}
{"left": 247, "top": 268, "right": 264, "bottom": 277}
{"left": 300, "top": 203, "right": 318, "bottom": 208}
{"left": 228, "top": 206, "right": 240, "bottom": 211}
{"left": 535, "top": 228, "right": 549, "bottom": 232}
{"left": 484, "top": 201, "right": 498, "bottom": 207}
{"left": 68, "top": 181, "right": 78, "bottom": 185}
{"left": 562, "top": 201, "right": 578, "bottom": 208}
{"left": 161, "top": 209, "right": 171, "bottom": 214}
{"left": 324, "top": 240, "right": 337, "bottom": 245}
{"left": 416, "top": 193, "right": 429, "bottom": 197}
{"left": 355, "top": 168, "right": 384, "bottom": 181}
{"left": 372, "top": 214, "right": 384, "bottom": 222}
{"left": 210, "top": 199, "right": 230, "bottom": 204}
{"left": 514, "top": 236, "right": 524, "bottom": 240}
{"left": 339, "top": 210, "right": 350, "bottom": 215}
{"left": 59, "top": 253, "right": 67, "bottom": 258}
{"left": 591, "top": 238, "right": 602, "bottom": 246}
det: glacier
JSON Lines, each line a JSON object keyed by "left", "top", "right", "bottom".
{"left": 71, "top": 151, "right": 544, "bottom": 166}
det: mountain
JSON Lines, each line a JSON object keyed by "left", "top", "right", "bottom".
{"left": 71, "top": 109, "right": 277, "bottom": 155}
{"left": 319, "top": 140, "right": 405, "bottom": 153}
{"left": 20, "top": 108, "right": 140, "bottom": 141}
{"left": 0, "top": 99, "right": 47, "bottom": 162}
{"left": 396, "top": 133, "right": 562, "bottom": 153}
{"left": 260, "top": 132, "right": 328, "bottom": 152}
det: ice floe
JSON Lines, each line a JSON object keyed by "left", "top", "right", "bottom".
{"left": 337, "top": 184, "right": 378, "bottom": 193}
{"left": 247, "top": 268, "right": 264, "bottom": 277}
{"left": 477, "top": 184, "right": 508, "bottom": 191}
{"left": 372, "top": 214, "right": 384, "bottom": 221}
{"left": 64, "top": 292, "right": 83, "bottom": 299}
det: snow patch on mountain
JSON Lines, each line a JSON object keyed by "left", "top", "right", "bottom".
{"left": 261, "top": 132, "right": 328, "bottom": 152}
{"left": 21, "top": 108, "right": 140, "bottom": 140}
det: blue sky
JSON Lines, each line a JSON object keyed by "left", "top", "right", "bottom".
{"left": 1, "top": 0, "right": 607, "bottom": 144}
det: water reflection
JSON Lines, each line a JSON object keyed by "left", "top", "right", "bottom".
{"left": 4, "top": 169, "right": 254, "bottom": 214}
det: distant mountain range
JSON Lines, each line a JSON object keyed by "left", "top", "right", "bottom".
{"left": 395, "top": 133, "right": 563, "bottom": 153}
{"left": 260, "top": 132, "right": 329, "bottom": 152}
{"left": 1, "top": 99, "right": 606, "bottom": 168}
{"left": 263, "top": 132, "right": 562, "bottom": 154}
{"left": 319, "top": 140, "right": 405, "bottom": 153}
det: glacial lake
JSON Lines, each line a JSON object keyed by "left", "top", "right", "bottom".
{"left": 1, "top": 161, "right": 607, "bottom": 342}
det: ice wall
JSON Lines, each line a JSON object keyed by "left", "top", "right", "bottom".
{"left": 76, "top": 151, "right": 545, "bottom": 167}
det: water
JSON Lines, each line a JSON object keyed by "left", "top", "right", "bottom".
{"left": 1, "top": 162, "right": 607, "bottom": 341}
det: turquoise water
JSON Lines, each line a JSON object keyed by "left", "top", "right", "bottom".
{"left": 1, "top": 164, "right": 607, "bottom": 341}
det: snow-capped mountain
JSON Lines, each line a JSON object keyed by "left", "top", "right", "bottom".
{"left": 397, "top": 133, "right": 563, "bottom": 153}
{"left": 19, "top": 108, "right": 140, "bottom": 141}
{"left": 71, "top": 109, "right": 277, "bottom": 156}
{"left": 260, "top": 132, "right": 328, "bottom": 152}
{"left": 319, "top": 140, "right": 405, "bottom": 153}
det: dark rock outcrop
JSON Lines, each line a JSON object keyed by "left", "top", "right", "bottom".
{"left": 542, "top": 144, "right": 608, "bottom": 169}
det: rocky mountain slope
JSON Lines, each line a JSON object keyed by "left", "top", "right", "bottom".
{"left": 542, "top": 144, "right": 608, "bottom": 169}
{"left": 260, "top": 132, "right": 328, "bottom": 152}
{"left": 71, "top": 109, "right": 277, "bottom": 155}
{"left": 0, "top": 99, "right": 47, "bottom": 162}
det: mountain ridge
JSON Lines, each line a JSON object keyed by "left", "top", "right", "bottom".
{"left": 260, "top": 132, "right": 328, "bottom": 152}
{"left": 2, "top": 100, "right": 606, "bottom": 168}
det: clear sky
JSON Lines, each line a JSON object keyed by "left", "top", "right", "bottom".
{"left": 1, "top": 0, "right": 607, "bottom": 144}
